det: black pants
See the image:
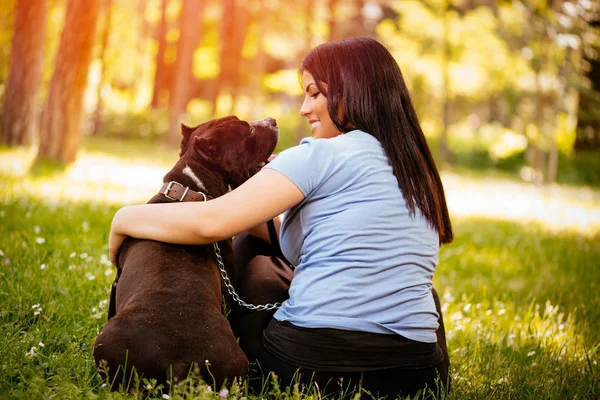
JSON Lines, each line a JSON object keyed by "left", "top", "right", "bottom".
{"left": 228, "top": 232, "right": 451, "bottom": 399}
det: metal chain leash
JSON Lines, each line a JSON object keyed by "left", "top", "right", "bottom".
{"left": 212, "top": 242, "right": 282, "bottom": 311}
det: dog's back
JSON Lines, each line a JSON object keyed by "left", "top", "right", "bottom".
{"left": 94, "top": 238, "right": 248, "bottom": 387}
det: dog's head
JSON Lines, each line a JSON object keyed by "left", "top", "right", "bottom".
{"left": 165, "top": 115, "right": 279, "bottom": 194}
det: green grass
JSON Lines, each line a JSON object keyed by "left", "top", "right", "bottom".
{"left": 1, "top": 139, "right": 599, "bottom": 399}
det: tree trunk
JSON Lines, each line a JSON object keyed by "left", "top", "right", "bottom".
{"left": 327, "top": 0, "right": 338, "bottom": 41}
{"left": 439, "top": 0, "right": 451, "bottom": 166}
{"left": 249, "top": 0, "right": 267, "bottom": 120}
{"left": 129, "top": 0, "right": 149, "bottom": 109}
{"left": 92, "top": 0, "right": 113, "bottom": 136}
{"left": 575, "top": 46, "right": 600, "bottom": 152}
{"left": 210, "top": 0, "right": 249, "bottom": 117}
{"left": 1, "top": 0, "right": 47, "bottom": 146}
{"left": 151, "top": 0, "right": 168, "bottom": 109}
{"left": 547, "top": 136, "right": 558, "bottom": 183}
{"left": 166, "top": 0, "right": 203, "bottom": 144}
{"left": 37, "top": 0, "right": 101, "bottom": 164}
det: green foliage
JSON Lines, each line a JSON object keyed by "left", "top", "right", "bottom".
{"left": 557, "top": 151, "right": 600, "bottom": 187}
{"left": 93, "top": 109, "right": 170, "bottom": 140}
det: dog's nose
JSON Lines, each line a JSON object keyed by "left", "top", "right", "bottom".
{"left": 266, "top": 117, "right": 277, "bottom": 127}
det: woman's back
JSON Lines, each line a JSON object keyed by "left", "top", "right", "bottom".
{"left": 266, "top": 129, "right": 440, "bottom": 342}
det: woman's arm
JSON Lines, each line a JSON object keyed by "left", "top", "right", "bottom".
{"left": 109, "top": 168, "right": 304, "bottom": 265}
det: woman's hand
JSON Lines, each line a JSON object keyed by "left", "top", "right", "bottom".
{"left": 109, "top": 209, "right": 127, "bottom": 266}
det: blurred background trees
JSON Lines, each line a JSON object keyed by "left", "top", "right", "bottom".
{"left": 0, "top": 0, "right": 598, "bottom": 185}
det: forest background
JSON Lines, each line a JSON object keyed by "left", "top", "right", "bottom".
{"left": 0, "top": 0, "right": 599, "bottom": 184}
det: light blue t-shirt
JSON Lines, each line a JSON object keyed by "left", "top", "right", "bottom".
{"left": 264, "top": 130, "right": 440, "bottom": 343}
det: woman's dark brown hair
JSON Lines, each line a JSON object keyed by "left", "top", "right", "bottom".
{"left": 301, "top": 37, "right": 453, "bottom": 244}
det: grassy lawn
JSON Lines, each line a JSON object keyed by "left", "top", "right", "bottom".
{"left": 0, "top": 137, "right": 599, "bottom": 399}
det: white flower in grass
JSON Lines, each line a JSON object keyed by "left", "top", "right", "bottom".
{"left": 40, "top": 264, "right": 46, "bottom": 270}
{"left": 0, "top": 250, "right": 4, "bottom": 257}
{"left": 100, "top": 254, "right": 112, "bottom": 266}
{"left": 86, "top": 273, "right": 95, "bottom": 281}
{"left": 68, "top": 265, "right": 76, "bottom": 270}
{"left": 38, "top": 342, "right": 44, "bottom": 347}
{"left": 99, "top": 299, "right": 108, "bottom": 308}
{"left": 219, "top": 388, "right": 229, "bottom": 399}
{"left": 70, "top": 252, "right": 77, "bottom": 258}
{"left": 32, "top": 304, "right": 42, "bottom": 316}
{"left": 101, "top": 383, "right": 107, "bottom": 388}
{"left": 450, "top": 312, "right": 463, "bottom": 322}
{"left": 105, "top": 269, "right": 112, "bottom": 276}
{"left": 162, "top": 395, "right": 170, "bottom": 400}
{"left": 527, "top": 350, "right": 536, "bottom": 357}
{"left": 80, "top": 253, "right": 88, "bottom": 259}
{"left": 442, "top": 292, "right": 454, "bottom": 303}
{"left": 462, "top": 303, "right": 471, "bottom": 312}
{"left": 25, "top": 346, "right": 37, "bottom": 357}
{"left": 35, "top": 237, "right": 45, "bottom": 244}
{"left": 497, "top": 308, "right": 506, "bottom": 316}
{"left": 34, "top": 226, "right": 41, "bottom": 234}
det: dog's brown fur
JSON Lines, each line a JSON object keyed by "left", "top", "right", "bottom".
{"left": 93, "top": 116, "right": 279, "bottom": 389}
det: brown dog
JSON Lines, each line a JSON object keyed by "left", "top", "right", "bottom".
{"left": 93, "top": 115, "right": 279, "bottom": 389}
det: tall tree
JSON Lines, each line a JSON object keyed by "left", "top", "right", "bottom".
{"left": 248, "top": 0, "right": 268, "bottom": 120}
{"left": 209, "top": 0, "right": 249, "bottom": 116}
{"left": 1, "top": 0, "right": 47, "bottom": 146}
{"left": 327, "top": 0, "right": 338, "bottom": 41}
{"left": 37, "top": 0, "right": 101, "bottom": 164}
{"left": 151, "top": 0, "right": 169, "bottom": 109}
{"left": 575, "top": 16, "right": 600, "bottom": 153}
{"left": 166, "top": 0, "right": 203, "bottom": 144}
{"left": 91, "top": 0, "right": 113, "bottom": 136}
{"left": 439, "top": 0, "right": 452, "bottom": 166}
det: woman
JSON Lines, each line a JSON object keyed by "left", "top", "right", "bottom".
{"left": 109, "top": 37, "right": 453, "bottom": 399}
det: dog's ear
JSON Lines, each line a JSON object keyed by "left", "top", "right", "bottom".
{"left": 179, "top": 124, "right": 196, "bottom": 157}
